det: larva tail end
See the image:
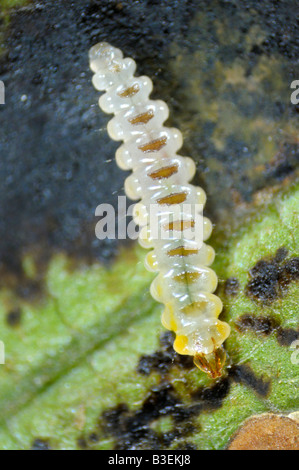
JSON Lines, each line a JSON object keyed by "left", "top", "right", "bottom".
{"left": 193, "top": 346, "right": 226, "bottom": 379}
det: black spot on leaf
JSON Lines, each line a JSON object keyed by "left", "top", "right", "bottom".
{"left": 100, "top": 383, "right": 196, "bottom": 450}
{"left": 6, "top": 308, "right": 22, "bottom": 327}
{"left": 137, "top": 331, "right": 193, "bottom": 376}
{"left": 229, "top": 365, "right": 271, "bottom": 397}
{"left": 235, "top": 313, "right": 299, "bottom": 347}
{"left": 31, "top": 438, "right": 51, "bottom": 450}
{"left": 276, "top": 328, "right": 299, "bottom": 347}
{"left": 246, "top": 248, "right": 299, "bottom": 304}
{"left": 235, "top": 314, "right": 279, "bottom": 336}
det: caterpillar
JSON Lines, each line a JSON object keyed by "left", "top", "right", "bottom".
{"left": 89, "top": 43, "right": 230, "bottom": 378}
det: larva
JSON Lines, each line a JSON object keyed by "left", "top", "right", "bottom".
{"left": 89, "top": 43, "right": 230, "bottom": 378}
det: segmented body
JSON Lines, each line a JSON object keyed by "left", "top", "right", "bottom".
{"left": 89, "top": 43, "right": 230, "bottom": 377}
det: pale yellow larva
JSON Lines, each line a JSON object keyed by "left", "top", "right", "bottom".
{"left": 89, "top": 43, "right": 230, "bottom": 378}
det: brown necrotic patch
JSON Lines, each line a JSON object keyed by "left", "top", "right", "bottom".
{"left": 157, "top": 192, "right": 187, "bottom": 205}
{"left": 148, "top": 164, "right": 179, "bottom": 180}
{"left": 129, "top": 110, "right": 154, "bottom": 125}
{"left": 118, "top": 83, "right": 140, "bottom": 98}
{"left": 246, "top": 248, "right": 299, "bottom": 304}
{"left": 138, "top": 137, "right": 167, "bottom": 153}
{"left": 235, "top": 313, "right": 299, "bottom": 347}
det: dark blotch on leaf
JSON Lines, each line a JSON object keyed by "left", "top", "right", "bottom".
{"left": 191, "top": 377, "right": 231, "bottom": 411}
{"left": 6, "top": 308, "right": 22, "bottom": 327}
{"left": 224, "top": 277, "right": 240, "bottom": 296}
{"left": 88, "top": 432, "right": 99, "bottom": 443}
{"left": 137, "top": 331, "right": 193, "bottom": 376}
{"left": 274, "top": 247, "right": 289, "bottom": 263}
{"left": 100, "top": 384, "right": 198, "bottom": 450}
{"left": 101, "top": 356, "right": 273, "bottom": 449}
{"left": 235, "top": 314, "right": 279, "bottom": 336}
{"left": 230, "top": 365, "right": 271, "bottom": 398}
{"left": 282, "top": 258, "right": 299, "bottom": 284}
{"left": 276, "top": 328, "right": 299, "bottom": 347}
{"left": 235, "top": 313, "right": 299, "bottom": 347}
{"left": 31, "top": 438, "right": 51, "bottom": 450}
{"left": 0, "top": 249, "right": 47, "bottom": 304}
{"left": 77, "top": 437, "right": 88, "bottom": 449}
{"left": 175, "top": 441, "right": 198, "bottom": 450}
{"left": 246, "top": 248, "right": 299, "bottom": 304}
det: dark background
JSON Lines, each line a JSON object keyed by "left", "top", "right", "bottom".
{"left": 0, "top": 0, "right": 298, "bottom": 284}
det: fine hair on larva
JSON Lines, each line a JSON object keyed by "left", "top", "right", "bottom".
{"left": 89, "top": 43, "right": 231, "bottom": 378}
